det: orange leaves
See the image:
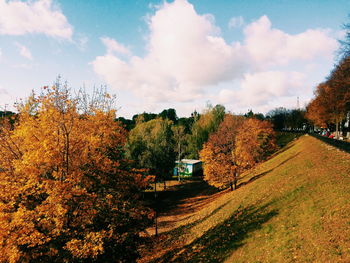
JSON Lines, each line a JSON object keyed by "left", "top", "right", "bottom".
{"left": 306, "top": 83, "right": 333, "bottom": 127}
{"left": 306, "top": 57, "right": 350, "bottom": 129}
{"left": 200, "top": 114, "right": 244, "bottom": 189}
{"left": 235, "top": 118, "right": 276, "bottom": 170}
{"left": 0, "top": 83, "right": 151, "bottom": 262}
{"left": 200, "top": 115, "right": 276, "bottom": 190}
{"left": 65, "top": 231, "right": 105, "bottom": 259}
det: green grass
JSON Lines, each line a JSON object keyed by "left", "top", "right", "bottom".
{"left": 140, "top": 135, "right": 350, "bottom": 263}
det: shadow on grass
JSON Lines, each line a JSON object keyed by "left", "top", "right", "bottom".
{"left": 139, "top": 199, "right": 233, "bottom": 262}
{"left": 144, "top": 179, "right": 220, "bottom": 215}
{"left": 153, "top": 197, "right": 234, "bottom": 247}
{"left": 158, "top": 199, "right": 228, "bottom": 229}
{"left": 238, "top": 152, "right": 300, "bottom": 189}
{"left": 152, "top": 203, "right": 278, "bottom": 263}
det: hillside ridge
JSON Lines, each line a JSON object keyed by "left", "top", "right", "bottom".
{"left": 140, "top": 135, "right": 350, "bottom": 263}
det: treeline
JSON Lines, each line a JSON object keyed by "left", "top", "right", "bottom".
{"left": 306, "top": 56, "right": 350, "bottom": 138}
{"left": 306, "top": 21, "right": 350, "bottom": 138}
{"left": 123, "top": 105, "right": 282, "bottom": 191}
{"left": 124, "top": 104, "right": 226, "bottom": 189}
{"left": 118, "top": 107, "right": 308, "bottom": 134}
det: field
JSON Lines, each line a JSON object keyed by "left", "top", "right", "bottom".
{"left": 140, "top": 135, "right": 350, "bottom": 262}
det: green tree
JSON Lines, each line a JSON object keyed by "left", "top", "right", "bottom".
{"left": 266, "top": 107, "right": 290, "bottom": 130}
{"left": 187, "top": 104, "right": 225, "bottom": 159}
{"left": 116, "top": 116, "right": 135, "bottom": 131}
{"left": 127, "top": 118, "right": 176, "bottom": 186}
{"left": 286, "top": 109, "right": 307, "bottom": 130}
{"left": 244, "top": 109, "right": 265, "bottom": 120}
{"left": 158, "top": 108, "right": 178, "bottom": 123}
{"left": 132, "top": 112, "right": 157, "bottom": 123}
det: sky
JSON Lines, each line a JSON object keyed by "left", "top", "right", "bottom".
{"left": 0, "top": 0, "right": 349, "bottom": 118}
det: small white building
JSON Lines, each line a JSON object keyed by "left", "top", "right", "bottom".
{"left": 174, "top": 159, "right": 202, "bottom": 177}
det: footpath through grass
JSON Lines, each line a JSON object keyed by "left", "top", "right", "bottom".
{"left": 139, "top": 135, "right": 350, "bottom": 263}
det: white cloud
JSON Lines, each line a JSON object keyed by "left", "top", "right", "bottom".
{"left": 93, "top": 0, "right": 247, "bottom": 103}
{"left": 244, "top": 15, "right": 338, "bottom": 68}
{"left": 101, "top": 37, "right": 130, "bottom": 55}
{"left": 218, "top": 71, "right": 305, "bottom": 106}
{"left": 91, "top": 0, "right": 338, "bottom": 114}
{"left": 228, "top": 16, "right": 244, "bottom": 29}
{"left": 15, "top": 42, "right": 33, "bottom": 60}
{"left": 0, "top": 0, "right": 73, "bottom": 40}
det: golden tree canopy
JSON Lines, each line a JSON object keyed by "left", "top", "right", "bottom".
{"left": 0, "top": 84, "right": 151, "bottom": 262}
{"left": 200, "top": 116, "right": 276, "bottom": 190}
{"left": 200, "top": 114, "right": 244, "bottom": 189}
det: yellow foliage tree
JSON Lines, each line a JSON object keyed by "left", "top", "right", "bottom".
{"left": 201, "top": 116, "right": 276, "bottom": 190}
{"left": 200, "top": 114, "right": 244, "bottom": 190}
{"left": 234, "top": 118, "right": 277, "bottom": 172}
{"left": 0, "top": 83, "right": 152, "bottom": 262}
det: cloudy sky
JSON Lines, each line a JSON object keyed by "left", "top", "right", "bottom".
{"left": 0, "top": 0, "right": 348, "bottom": 117}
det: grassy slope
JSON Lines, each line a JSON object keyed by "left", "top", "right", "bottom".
{"left": 145, "top": 135, "right": 350, "bottom": 263}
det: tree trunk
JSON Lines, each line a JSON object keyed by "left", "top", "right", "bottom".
{"left": 155, "top": 209, "right": 158, "bottom": 237}
{"left": 163, "top": 180, "right": 166, "bottom": 190}
{"left": 154, "top": 181, "right": 157, "bottom": 199}
{"left": 336, "top": 119, "right": 339, "bottom": 139}
{"left": 230, "top": 182, "right": 233, "bottom": 191}
{"left": 234, "top": 171, "right": 238, "bottom": 189}
{"left": 154, "top": 181, "right": 158, "bottom": 236}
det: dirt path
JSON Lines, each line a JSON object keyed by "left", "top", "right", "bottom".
{"left": 147, "top": 180, "right": 224, "bottom": 234}
{"left": 140, "top": 179, "right": 227, "bottom": 262}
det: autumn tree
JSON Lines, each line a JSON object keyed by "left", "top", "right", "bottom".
{"left": 201, "top": 117, "right": 276, "bottom": 190}
{"left": 306, "top": 59, "right": 350, "bottom": 137}
{"left": 0, "top": 84, "right": 152, "bottom": 262}
{"left": 306, "top": 82, "right": 332, "bottom": 128}
{"left": 200, "top": 114, "right": 244, "bottom": 190}
{"left": 234, "top": 118, "right": 277, "bottom": 177}
{"left": 327, "top": 56, "right": 350, "bottom": 136}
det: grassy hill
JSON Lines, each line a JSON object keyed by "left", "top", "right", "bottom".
{"left": 140, "top": 135, "right": 350, "bottom": 263}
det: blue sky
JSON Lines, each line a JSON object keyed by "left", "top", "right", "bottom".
{"left": 0, "top": 0, "right": 349, "bottom": 117}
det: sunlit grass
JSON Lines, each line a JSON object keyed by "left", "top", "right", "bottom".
{"left": 140, "top": 135, "right": 350, "bottom": 262}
